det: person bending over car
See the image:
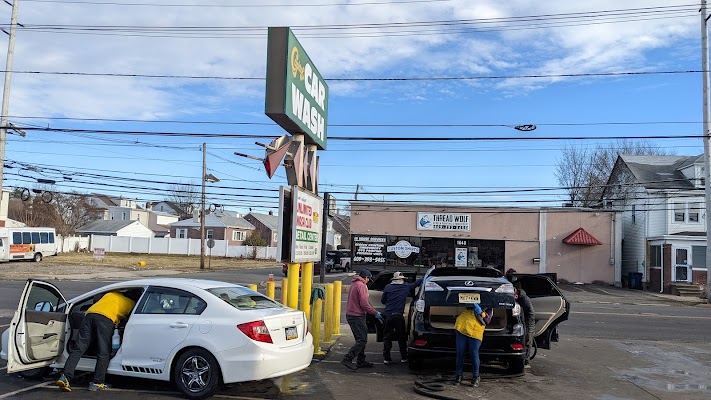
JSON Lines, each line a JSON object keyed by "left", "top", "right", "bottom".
{"left": 56, "top": 289, "right": 142, "bottom": 392}
{"left": 380, "top": 271, "right": 422, "bottom": 364}
{"left": 342, "top": 269, "right": 382, "bottom": 370}
{"left": 454, "top": 303, "right": 492, "bottom": 387}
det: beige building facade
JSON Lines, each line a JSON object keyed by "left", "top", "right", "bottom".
{"left": 350, "top": 202, "right": 622, "bottom": 286}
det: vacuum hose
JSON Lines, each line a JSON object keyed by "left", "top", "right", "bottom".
{"left": 413, "top": 377, "right": 462, "bottom": 400}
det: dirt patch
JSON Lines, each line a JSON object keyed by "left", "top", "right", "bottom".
{"left": 0, "top": 253, "right": 279, "bottom": 281}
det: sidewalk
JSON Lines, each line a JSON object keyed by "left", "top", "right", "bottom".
{"left": 559, "top": 283, "right": 707, "bottom": 306}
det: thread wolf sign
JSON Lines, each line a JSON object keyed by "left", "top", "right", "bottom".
{"left": 265, "top": 27, "right": 329, "bottom": 150}
{"left": 290, "top": 187, "right": 323, "bottom": 263}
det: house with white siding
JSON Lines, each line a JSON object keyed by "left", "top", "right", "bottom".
{"left": 77, "top": 220, "right": 154, "bottom": 238}
{"left": 603, "top": 154, "right": 707, "bottom": 295}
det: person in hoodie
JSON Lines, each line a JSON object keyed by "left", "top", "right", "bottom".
{"left": 342, "top": 269, "right": 382, "bottom": 370}
{"left": 380, "top": 271, "right": 422, "bottom": 364}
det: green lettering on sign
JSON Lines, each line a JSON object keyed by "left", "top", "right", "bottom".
{"left": 265, "top": 27, "right": 329, "bottom": 150}
{"left": 296, "top": 229, "right": 319, "bottom": 243}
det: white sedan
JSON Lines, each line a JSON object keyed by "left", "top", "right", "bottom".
{"left": 0, "top": 278, "right": 313, "bottom": 399}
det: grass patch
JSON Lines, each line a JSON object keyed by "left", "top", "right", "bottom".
{"left": 50, "top": 252, "right": 277, "bottom": 271}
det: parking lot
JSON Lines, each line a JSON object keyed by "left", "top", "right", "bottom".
{"left": 1, "top": 271, "right": 711, "bottom": 399}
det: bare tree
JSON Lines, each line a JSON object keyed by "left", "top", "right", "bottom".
{"left": 555, "top": 140, "right": 673, "bottom": 207}
{"left": 165, "top": 181, "right": 198, "bottom": 219}
{"left": 50, "top": 193, "right": 102, "bottom": 238}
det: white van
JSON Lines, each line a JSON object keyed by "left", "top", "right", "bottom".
{"left": 0, "top": 227, "right": 58, "bottom": 262}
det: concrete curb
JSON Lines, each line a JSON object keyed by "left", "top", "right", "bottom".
{"left": 312, "top": 334, "right": 344, "bottom": 361}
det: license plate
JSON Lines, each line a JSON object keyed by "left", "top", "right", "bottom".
{"left": 285, "top": 326, "right": 298, "bottom": 340}
{"left": 458, "top": 293, "right": 480, "bottom": 304}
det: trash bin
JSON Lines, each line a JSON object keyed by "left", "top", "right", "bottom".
{"left": 629, "top": 272, "right": 643, "bottom": 290}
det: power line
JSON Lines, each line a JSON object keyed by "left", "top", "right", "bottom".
{"left": 22, "top": 0, "right": 454, "bottom": 7}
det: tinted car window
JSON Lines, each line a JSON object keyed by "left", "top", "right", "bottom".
{"left": 12, "top": 232, "right": 21, "bottom": 244}
{"left": 513, "top": 275, "right": 559, "bottom": 298}
{"left": 369, "top": 271, "right": 418, "bottom": 291}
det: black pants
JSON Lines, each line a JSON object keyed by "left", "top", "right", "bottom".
{"left": 63, "top": 313, "right": 114, "bottom": 384}
{"left": 383, "top": 314, "right": 407, "bottom": 361}
{"left": 345, "top": 315, "right": 368, "bottom": 364}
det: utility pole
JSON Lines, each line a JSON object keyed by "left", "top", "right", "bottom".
{"left": 702, "top": 0, "right": 711, "bottom": 303}
{"left": 354, "top": 184, "right": 360, "bottom": 201}
{"left": 0, "top": 0, "right": 20, "bottom": 227}
{"left": 200, "top": 143, "right": 207, "bottom": 270}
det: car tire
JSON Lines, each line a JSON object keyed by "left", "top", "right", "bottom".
{"left": 173, "top": 348, "right": 221, "bottom": 400}
{"left": 506, "top": 358, "right": 525, "bottom": 375}
{"left": 18, "top": 366, "right": 50, "bottom": 380}
{"left": 33, "top": 253, "right": 42, "bottom": 262}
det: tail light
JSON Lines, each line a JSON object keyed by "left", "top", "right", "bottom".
{"left": 495, "top": 283, "right": 514, "bottom": 294}
{"left": 414, "top": 340, "right": 427, "bottom": 347}
{"left": 511, "top": 344, "right": 524, "bottom": 351}
{"left": 424, "top": 281, "right": 444, "bottom": 291}
{"left": 237, "top": 321, "right": 273, "bottom": 343}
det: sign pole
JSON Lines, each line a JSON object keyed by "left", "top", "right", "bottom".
{"left": 319, "top": 192, "right": 329, "bottom": 284}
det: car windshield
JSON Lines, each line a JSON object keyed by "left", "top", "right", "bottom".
{"left": 208, "top": 287, "right": 282, "bottom": 310}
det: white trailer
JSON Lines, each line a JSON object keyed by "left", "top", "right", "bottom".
{"left": 0, "top": 227, "right": 58, "bottom": 262}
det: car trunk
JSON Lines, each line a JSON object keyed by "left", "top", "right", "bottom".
{"left": 256, "top": 309, "right": 307, "bottom": 348}
{"left": 424, "top": 277, "right": 515, "bottom": 309}
{"left": 428, "top": 306, "right": 508, "bottom": 331}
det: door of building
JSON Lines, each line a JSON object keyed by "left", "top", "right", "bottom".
{"left": 673, "top": 247, "right": 692, "bottom": 283}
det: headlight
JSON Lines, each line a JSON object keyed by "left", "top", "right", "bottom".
{"left": 512, "top": 303, "right": 521, "bottom": 316}
{"left": 495, "top": 283, "right": 514, "bottom": 294}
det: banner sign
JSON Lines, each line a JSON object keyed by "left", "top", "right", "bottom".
{"left": 93, "top": 248, "right": 105, "bottom": 260}
{"left": 352, "top": 235, "right": 386, "bottom": 264}
{"left": 387, "top": 240, "right": 420, "bottom": 259}
{"left": 417, "top": 212, "right": 471, "bottom": 232}
{"left": 265, "top": 27, "right": 329, "bottom": 150}
{"left": 290, "top": 186, "right": 323, "bottom": 262}
{"left": 455, "top": 247, "right": 467, "bottom": 267}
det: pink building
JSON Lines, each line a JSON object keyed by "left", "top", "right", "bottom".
{"left": 349, "top": 202, "right": 622, "bottom": 286}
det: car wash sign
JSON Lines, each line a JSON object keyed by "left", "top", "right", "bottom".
{"left": 265, "top": 27, "right": 328, "bottom": 150}
{"left": 290, "top": 186, "right": 323, "bottom": 262}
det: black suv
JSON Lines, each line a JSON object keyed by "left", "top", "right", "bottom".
{"left": 367, "top": 267, "right": 569, "bottom": 374}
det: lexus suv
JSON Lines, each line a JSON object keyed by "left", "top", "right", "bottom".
{"left": 367, "top": 267, "right": 569, "bottom": 374}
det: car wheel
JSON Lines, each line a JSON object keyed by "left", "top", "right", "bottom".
{"left": 173, "top": 348, "right": 220, "bottom": 400}
{"left": 18, "top": 367, "right": 50, "bottom": 380}
{"left": 506, "top": 358, "right": 525, "bottom": 375}
{"left": 33, "top": 253, "right": 42, "bottom": 262}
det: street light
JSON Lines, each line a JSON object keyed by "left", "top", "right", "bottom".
{"left": 200, "top": 144, "right": 220, "bottom": 270}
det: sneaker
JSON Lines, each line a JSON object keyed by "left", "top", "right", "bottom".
{"left": 383, "top": 359, "right": 393, "bottom": 364}
{"left": 401, "top": 358, "right": 408, "bottom": 363}
{"left": 356, "top": 361, "right": 374, "bottom": 368}
{"left": 453, "top": 375, "right": 462, "bottom": 386}
{"left": 56, "top": 374, "right": 71, "bottom": 392}
{"left": 89, "top": 382, "right": 112, "bottom": 391}
{"left": 341, "top": 358, "right": 357, "bottom": 371}
{"left": 471, "top": 376, "right": 480, "bottom": 388}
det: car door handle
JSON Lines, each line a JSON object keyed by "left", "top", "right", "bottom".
{"left": 170, "top": 323, "right": 189, "bottom": 329}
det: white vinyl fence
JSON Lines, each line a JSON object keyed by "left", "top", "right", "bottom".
{"left": 87, "top": 235, "right": 278, "bottom": 259}
{"left": 57, "top": 236, "right": 91, "bottom": 253}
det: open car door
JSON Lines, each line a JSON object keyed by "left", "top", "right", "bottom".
{"left": 7, "top": 279, "right": 68, "bottom": 373}
{"left": 513, "top": 274, "right": 570, "bottom": 350}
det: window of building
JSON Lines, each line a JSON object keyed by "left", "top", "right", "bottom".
{"left": 649, "top": 245, "right": 662, "bottom": 268}
{"left": 631, "top": 205, "right": 636, "bottom": 224}
{"left": 689, "top": 203, "right": 701, "bottom": 223}
{"left": 110, "top": 213, "right": 115, "bottom": 220}
{"left": 692, "top": 246, "right": 706, "bottom": 269}
{"left": 177, "top": 229, "right": 187, "bottom": 239}
{"left": 273, "top": 233, "right": 278, "bottom": 243}
{"left": 206, "top": 229, "right": 214, "bottom": 240}
{"left": 122, "top": 212, "right": 127, "bottom": 220}
{"left": 674, "top": 203, "right": 685, "bottom": 222}
{"left": 232, "top": 231, "right": 245, "bottom": 241}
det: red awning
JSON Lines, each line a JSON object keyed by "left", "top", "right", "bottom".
{"left": 562, "top": 228, "right": 602, "bottom": 246}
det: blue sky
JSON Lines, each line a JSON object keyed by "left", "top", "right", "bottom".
{"left": 0, "top": 0, "right": 706, "bottom": 215}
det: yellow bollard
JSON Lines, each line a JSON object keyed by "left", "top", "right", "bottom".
{"left": 281, "top": 279, "right": 288, "bottom": 305}
{"left": 287, "top": 263, "right": 300, "bottom": 309}
{"left": 323, "top": 283, "right": 334, "bottom": 343}
{"left": 247, "top": 284, "right": 258, "bottom": 292}
{"left": 300, "top": 262, "right": 313, "bottom": 320}
{"left": 266, "top": 281, "right": 275, "bottom": 300}
{"left": 333, "top": 280, "right": 342, "bottom": 335}
{"left": 311, "top": 297, "right": 325, "bottom": 355}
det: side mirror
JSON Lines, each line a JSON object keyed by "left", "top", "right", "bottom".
{"left": 34, "top": 301, "right": 54, "bottom": 312}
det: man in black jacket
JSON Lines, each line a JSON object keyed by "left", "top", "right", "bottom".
{"left": 506, "top": 269, "right": 536, "bottom": 364}
{"left": 380, "top": 272, "right": 422, "bottom": 364}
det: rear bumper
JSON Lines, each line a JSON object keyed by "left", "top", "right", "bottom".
{"left": 408, "top": 325, "right": 526, "bottom": 360}
{"left": 216, "top": 334, "right": 314, "bottom": 383}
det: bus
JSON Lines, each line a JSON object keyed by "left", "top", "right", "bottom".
{"left": 0, "top": 227, "right": 58, "bottom": 262}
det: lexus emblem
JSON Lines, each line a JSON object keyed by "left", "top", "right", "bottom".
{"left": 464, "top": 281, "right": 474, "bottom": 286}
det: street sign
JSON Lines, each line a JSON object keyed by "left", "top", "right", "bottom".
{"left": 206, "top": 239, "right": 216, "bottom": 249}
{"left": 93, "top": 248, "right": 105, "bottom": 261}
